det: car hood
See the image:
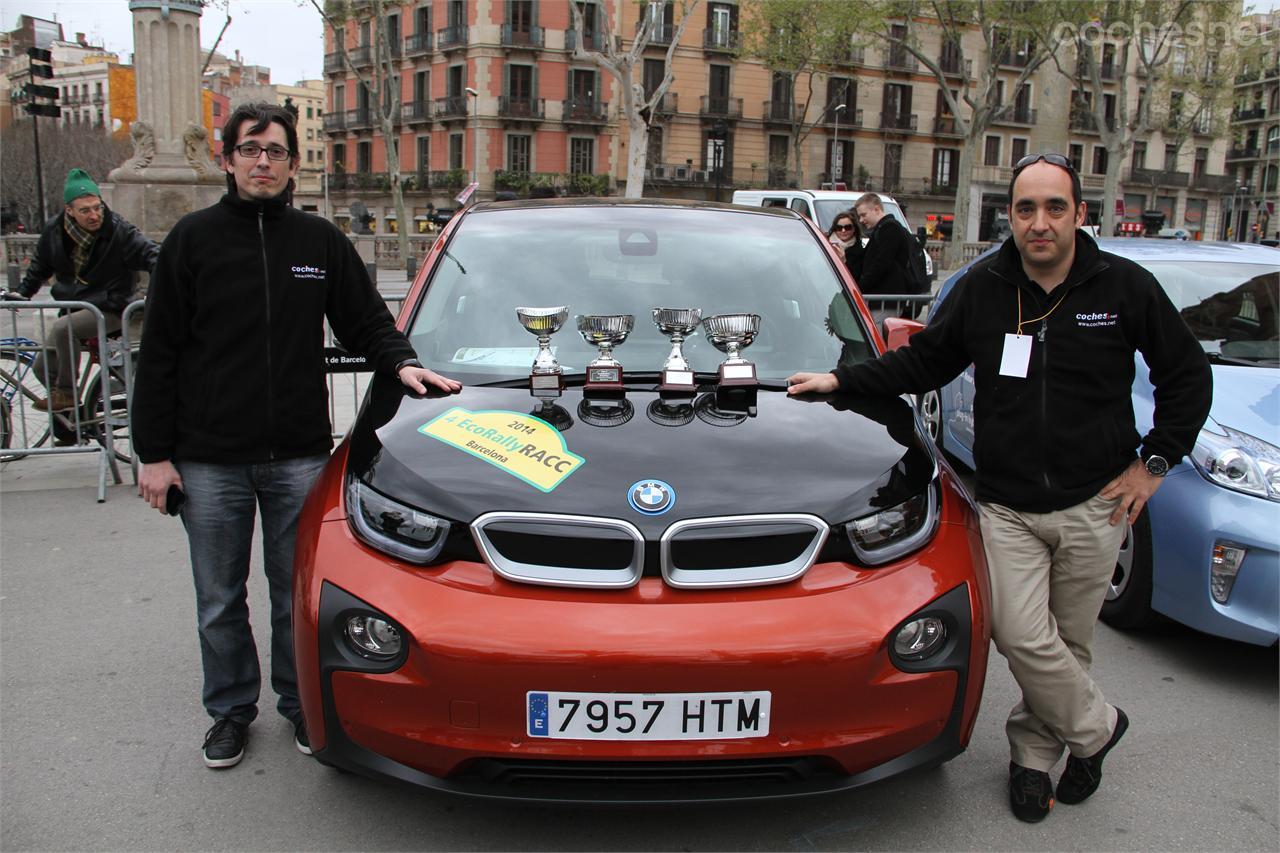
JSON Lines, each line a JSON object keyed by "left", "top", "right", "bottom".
{"left": 1206, "top": 364, "right": 1280, "bottom": 440}
{"left": 345, "top": 378, "right": 935, "bottom": 535}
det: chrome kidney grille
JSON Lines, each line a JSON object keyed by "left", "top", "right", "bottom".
{"left": 471, "top": 512, "right": 828, "bottom": 589}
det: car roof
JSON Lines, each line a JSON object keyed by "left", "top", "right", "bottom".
{"left": 469, "top": 196, "right": 803, "bottom": 219}
{"left": 1093, "top": 238, "right": 1280, "bottom": 264}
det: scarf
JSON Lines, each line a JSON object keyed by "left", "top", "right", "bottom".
{"left": 829, "top": 233, "right": 859, "bottom": 252}
{"left": 63, "top": 215, "right": 97, "bottom": 282}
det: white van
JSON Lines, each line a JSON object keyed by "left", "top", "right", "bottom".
{"left": 730, "top": 189, "right": 933, "bottom": 279}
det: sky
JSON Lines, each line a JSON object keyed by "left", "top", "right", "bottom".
{"left": 4, "top": 0, "right": 325, "bottom": 85}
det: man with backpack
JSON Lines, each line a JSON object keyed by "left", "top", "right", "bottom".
{"left": 854, "top": 192, "right": 928, "bottom": 297}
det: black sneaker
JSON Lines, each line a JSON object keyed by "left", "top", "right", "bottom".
{"left": 1057, "top": 707, "right": 1129, "bottom": 805}
{"left": 294, "top": 719, "right": 313, "bottom": 756}
{"left": 202, "top": 718, "right": 247, "bottom": 769}
{"left": 1009, "top": 762, "right": 1054, "bottom": 823}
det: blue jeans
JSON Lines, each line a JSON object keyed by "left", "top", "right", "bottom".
{"left": 176, "top": 455, "right": 329, "bottom": 725}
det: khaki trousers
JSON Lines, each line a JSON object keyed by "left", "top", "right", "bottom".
{"left": 979, "top": 494, "right": 1125, "bottom": 772}
{"left": 32, "top": 309, "right": 122, "bottom": 392}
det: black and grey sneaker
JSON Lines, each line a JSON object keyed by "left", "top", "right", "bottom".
{"left": 294, "top": 719, "right": 313, "bottom": 756}
{"left": 202, "top": 718, "right": 247, "bottom": 769}
{"left": 1009, "top": 762, "right": 1054, "bottom": 823}
{"left": 1057, "top": 707, "right": 1129, "bottom": 805}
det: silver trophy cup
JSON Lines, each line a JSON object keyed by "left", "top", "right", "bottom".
{"left": 652, "top": 307, "right": 701, "bottom": 394}
{"left": 516, "top": 306, "right": 569, "bottom": 391}
{"left": 576, "top": 314, "right": 634, "bottom": 392}
{"left": 703, "top": 313, "right": 761, "bottom": 386}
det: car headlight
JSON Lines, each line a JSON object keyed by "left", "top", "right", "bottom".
{"left": 1190, "top": 424, "right": 1280, "bottom": 502}
{"left": 346, "top": 476, "right": 452, "bottom": 563}
{"left": 844, "top": 485, "right": 939, "bottom": 565}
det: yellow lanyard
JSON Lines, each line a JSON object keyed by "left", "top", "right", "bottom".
{"left": 1016, "top": 286, "right": 1070, "bottom": 336}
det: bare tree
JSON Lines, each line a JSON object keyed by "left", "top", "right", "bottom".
{"left": 880, "top": 0, "right": 1065, "bottom": 261}
{"left": 0, "top": 120, "right": 131, "bottom": 231}
{"left": 740, "top": 0, "right": 882, "bottom": 188}
{"left": 569, "top": 0, "right": 699, "bottom": 198}
{"left": 312, "top": 0, "right": 412, "bottom": 272}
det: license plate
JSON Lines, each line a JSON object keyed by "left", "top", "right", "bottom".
{"left": 526, "top": 691, "right": 771, "bottom": 741}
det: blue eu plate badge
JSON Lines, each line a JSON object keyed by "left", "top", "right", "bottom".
{"left": 528, "top": 691, "right": 550, "bottom": 737}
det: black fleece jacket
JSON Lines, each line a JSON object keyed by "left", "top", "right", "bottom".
{"left": 833, "top": 232, "right": 1212, "bottom": 513}
{"left": 856, "top": 215, "right": 913, "bottom": 295}
{"left": 19, "top": 205, "right": 158, "bottom": 313}
{"left": 131, "top": 193, "right": 416, "bottom": 465}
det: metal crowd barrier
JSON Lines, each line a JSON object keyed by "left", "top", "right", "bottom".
{"left": 0, "top": 300, "right": 123, "bottom": 502}
{"left": 861, "top": 293, "right": 938, "bottom": 328}
{"left": 324, "top": 295, "right": 405, "bottom": 439}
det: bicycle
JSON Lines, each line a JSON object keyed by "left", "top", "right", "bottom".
{"left": 0, "top": 296, "right": 137, "bottom": 464}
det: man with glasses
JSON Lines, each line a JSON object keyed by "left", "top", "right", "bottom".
{"left": 3, "top": 168, "right": 158, "bottom": 413}
{"left": 133, "top": 102, "right": 461, "bottom": 771}
{"left": 788, "top": 153, "right": 1210, "bottom": 822}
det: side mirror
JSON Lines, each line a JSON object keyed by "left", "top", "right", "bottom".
{"left": 881, "top": 317, "right": 925, "bottom": 351}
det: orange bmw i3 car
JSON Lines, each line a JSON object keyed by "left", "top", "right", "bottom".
{"left": 293, "top": 199, "right": 989, "bottom": 802}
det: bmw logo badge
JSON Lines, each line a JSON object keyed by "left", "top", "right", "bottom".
{"left": 628, "top": 479, "right": 675, "bottom": 515}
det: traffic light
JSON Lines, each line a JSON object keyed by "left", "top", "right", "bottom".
{"left": 25, "top": 47, "right": 60, "bottom": 118}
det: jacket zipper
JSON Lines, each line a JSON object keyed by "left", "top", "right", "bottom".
{"left": 258, "top": 208, "right": 275, "bottom": 461}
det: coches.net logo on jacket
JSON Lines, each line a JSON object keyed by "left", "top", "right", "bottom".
{"left": 1076, "top": 311, "right": 1118, "bottom": 328}
{"left": 292, "top": 264, "right": 326, "bottom": 281}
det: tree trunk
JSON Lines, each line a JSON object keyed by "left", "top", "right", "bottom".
{"left": 950, "top": 136, "right": 977, "bottom": 267}
{"left": 623, "top": 82, "right": 647, "bottom": 198}
{"left": 382, "top": 117, "right": 410, "bottom": 275}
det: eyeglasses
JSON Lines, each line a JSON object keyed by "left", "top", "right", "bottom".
{"left": 71, "top": 203, "right": 103, "bottom": 216}
{"left": 834, "top": 224, "right": 855, "bottom": 231}
{"left": 233, "top": 142, "right": 292, "bottom": 161}
{"left": 1013, "top": 152, "right": 1074, "bottom": 173}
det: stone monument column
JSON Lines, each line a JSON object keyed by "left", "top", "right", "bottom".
{"left": 102, "top": 0, "right": 224, "bottom": 237}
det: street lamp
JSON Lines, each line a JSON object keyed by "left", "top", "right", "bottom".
{"left": 831, "top": 103, "right": 847, "bottom": 186}
{"left": 465, "top": 86, "right": 479, "bottom": 190}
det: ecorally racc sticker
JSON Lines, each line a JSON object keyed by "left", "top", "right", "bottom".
{"left": 419, "top": 407, "right": 584, "bottom": 492}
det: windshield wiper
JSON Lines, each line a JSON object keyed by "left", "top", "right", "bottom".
{"left": 1208, "top": 352, "right": 1278, "bottom": 367}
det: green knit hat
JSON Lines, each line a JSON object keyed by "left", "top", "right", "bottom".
{"left": 63, "top": 168, "right": 100, "bottom": 204}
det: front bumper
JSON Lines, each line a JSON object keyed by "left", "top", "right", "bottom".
{"left": 294, "top": 505, "right": 988, "bottom": 802}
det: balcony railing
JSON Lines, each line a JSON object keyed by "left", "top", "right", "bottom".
{"left": 437, "top": 25, "right": 468, "bottom": 50}
{"left": 565, "top": 29, "right": 613, "bottom": 52}
{"left": 1129, "top": 167, "right": 1190, "bottom": 188}
{"left": 1227, "top": 146, "right": 1261, "bottom": 160}
{"left": 1100, "top": 62, "right": 1117, "bottom": 80}
{"left": 1069, "top": 110, "right": 1117, "bottom": 133}
{"left": 932, "top": 115, "right": 962, "bottom": 135}
{"left": 702, "top": 28, "right": 739, "bottom": 52}
{"left": 501, "top": 24, "right": 545, "bottom": 48}
{"left": 562, "top": 98, "right": 608, "bottom": 123}
{"left": 402, "top": 100, "right": 433, "bottom": 123}
{"left": 435, "top": 95, "right": 469, "bottom": 119}
{"left": 763, "top": 100, "right": 799, "bottom": 124}
{"left": 993, "top": 49, "right": 1032, "bottom": 68}
{"left": 636, "top": 20, "right": 673, "bottom": 46}
{"left": 832, "top": 45, "right": 866, "bottom": 65}
{"left": 651, "top": 92, "right": 678, "bottom": 115}
{"left": 324, "top": 52, "right": 344, "bottom": 73}
{"left": 994, "top": 106, "right": 1037, "bottom": 126}
{"left": 404, "top": 32, "right": 432, "bottom": 56}
{"left": 824, "top": 106, "right": 861, "bottom": 127}
{"left": 884, "top": 48, "right": 918, "bottom": 72}
{"left": 499, "top": 96, "right": 546, "bottom": 120}
{"left": 349, "top": 45, "right": 373, "bottom": 67}
{"left": 1233, "top": 106, "right": 1266, "bottom": 121}
{"left": 322, "top": 112, "right": 347, "bottom": 132}
{"left": 699, "top": 95, "right": 743, "bottom": 119}
{"left": 940, "top": 57, "right": 971, "bottom": 77}
{"left": 346, "top": 107, "right": 374, "bottom": 129}
{"left": 92, "top": 93, "right": 104, "bottom": 105}
{"left": 1191, "top": 173, "right": 1237, "bottom": 192}
{"left": 879, "top": 112, "right": 917, "bottom": 132}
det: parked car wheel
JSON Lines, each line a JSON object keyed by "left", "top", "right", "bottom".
{"left": 1101, "top": 508, "right": 1157, "bottom": 629}
{"left": 918, "top": 389, "right": 942, "bottom": 447}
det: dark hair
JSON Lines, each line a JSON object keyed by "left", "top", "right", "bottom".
{"left": 828, "top": 209, "right": 860, "bottom": 239}
{"left": 1006, "top": 152, "right": 1083, "bottom": 208}
{"left": 221, "top": 101, "right": 299, "bottom": 201}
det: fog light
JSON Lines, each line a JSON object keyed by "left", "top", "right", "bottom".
{"left": 1210, "top": 541, "right": 1247, "bottom": 604}
{"left": 345, "top": 615, "right": 402, "bottom": 660}
{"left": 894, "top": 617, "right": 947, "bottom": 661}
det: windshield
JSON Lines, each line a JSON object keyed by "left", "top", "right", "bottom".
{"left": 406, "top": 205, "right": 875, "bottom": 383}
{"left": 1142, "top": 261, "right": 1279, "bottom": 363}
{"left": 813, "top": 199, "right": 907, "bottom": 233}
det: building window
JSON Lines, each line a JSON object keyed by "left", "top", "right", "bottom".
{"left": 1092, "top": 145, "right": 1108, "bottom": 175}
{"left": 1009, "top": 137, "right": 1027, "bottom": 167}
{"left": 1068, "top": 143, "right": 1083, "bottom": 172}
{"left": 984, "top": 135, "right": 1001, "bottom": 166}
{"left": 307, "top": 150, "right": 314, "bottom": 163}
{"left": 703, "top": 131, "right": 730, "bottom": 175}
{"left": 449, "top": 133, "right": 464, "bottom": 169}
{"left": 883, "top": 144, "right": 903, "bottom": 190}
{"left": 508, "top": 134, "right": 531, "bottom": 171}
{"left": 306, "top": 106, "right": 313, "bottom": 119}
{"left": 1132, "top": 141, "right": 1147, "bottom": 170}
{"left": 357, "top": 141, "right": 372, "bottom": 172}
{"left": 1163, "top": 144, "right": 1178, "bottom": 171}
{"left": 417, "top": 136, "right": 430, "bottom": 171}
{"left": 932, "top": 148, "right": 957, "bottom": 189}
{"left": 213, "top": 101, "right": 221, "bottom": 117}
{"left": 332, "top": 143, "right": 346, "bottom": 172}
{"left": 767, "top": 134, "right": 789, "bottom": 182}
{"left": 570, "top": 137, "right": 594, "bottom": 174}
{"left": 1193, "top": 147, "right": 1207, "bottom": 179}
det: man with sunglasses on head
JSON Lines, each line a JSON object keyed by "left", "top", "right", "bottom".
{"left": 1, "top": 168, "right": 158, "bottom": 414}
{"left": 788, "top": 153, "right": 1210, "bottom": 822}
{"left": 132, "top": 102, "right": 461, "bottom": 771}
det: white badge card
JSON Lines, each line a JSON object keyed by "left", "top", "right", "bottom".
{"left": 999, "top": 333, "right": 1033, "bottom": 378}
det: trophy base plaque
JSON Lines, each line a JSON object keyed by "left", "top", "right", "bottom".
{"left": 718, "top": 362, "right": 757, "bottom": 387}
{"left": 531, "top": 372, "right": 564, "bottom": 393}
{"left": 659, "top": 368, "right": 697, "bottom": 395}
{"left": 584, "top": 365, "right": 624, "bottom": 395}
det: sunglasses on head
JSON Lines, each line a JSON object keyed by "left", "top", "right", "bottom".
{"left": 1013, "top": 152, "right": 1075, "bottom": 173}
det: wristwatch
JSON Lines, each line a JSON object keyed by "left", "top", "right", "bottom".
{"left": 1143, "top": 454, "right": 1169, "bottom": 477}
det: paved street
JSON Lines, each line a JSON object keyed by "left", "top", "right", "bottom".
{"left": 1, "top": 452, "right": 1276, "bottom": 851}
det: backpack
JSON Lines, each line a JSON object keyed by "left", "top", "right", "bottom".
{"left": 904, "top": 229, "right": 929, "bottom": 294}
